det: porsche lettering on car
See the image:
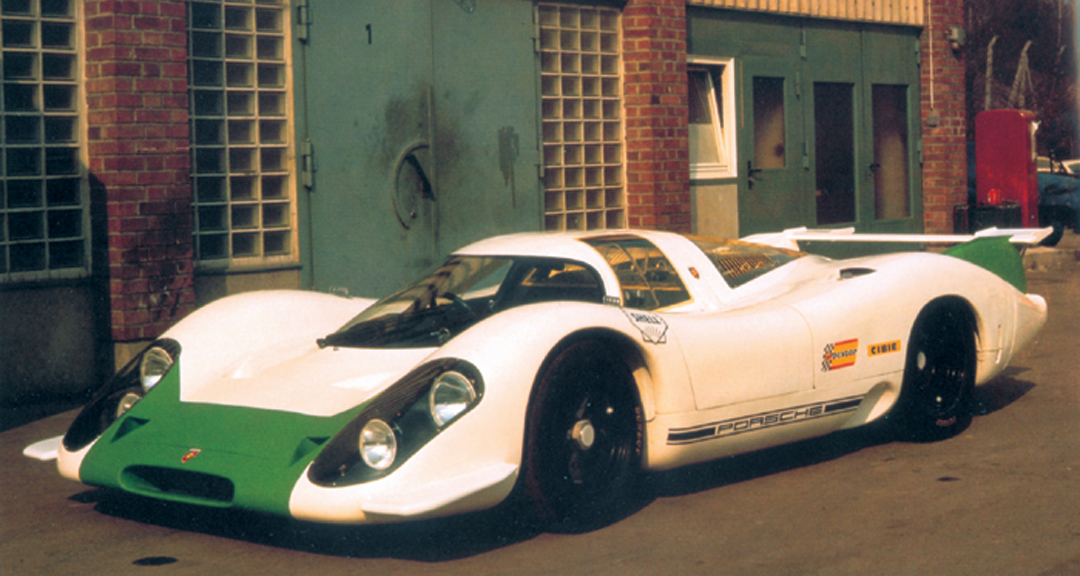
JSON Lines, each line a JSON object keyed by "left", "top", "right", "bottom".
{"left": 26, "top": 227, "right": 1049, "bottom": 530}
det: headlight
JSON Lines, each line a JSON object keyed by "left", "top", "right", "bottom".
{"left": 115, "top": 391, "right": 143, "bottom": 419}
{"left": 309, "top": 359, "right": 484, "bottom": 487}
{"left": 429, "top": 371, "right": 477, "bottom": 427}
{"left": 359, "top": 419, "right": 397, "bottom": 470}
{"left": 139, "top": 346, "right": 174, "bottom": 391}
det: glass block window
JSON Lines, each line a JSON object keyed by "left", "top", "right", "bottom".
{"left": 538, "top": 3, "right": 624, "bottom": 231}
{"left": 1, "top": 0, "right": 85, "bottom": 281}
{"left": 188, "top": 0, "right": 295, "bottom": 264}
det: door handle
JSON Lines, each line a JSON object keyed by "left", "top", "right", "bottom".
{"left": 747, "top": 161, "right": 763, "bottom": 189}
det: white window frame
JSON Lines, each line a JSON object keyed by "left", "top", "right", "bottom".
{"left": 687, "top": 56, "right": 737, "bottom": 180}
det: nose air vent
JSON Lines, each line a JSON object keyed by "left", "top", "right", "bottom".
{"left": 839, "top": 267, "right": 876, "bottom": 280}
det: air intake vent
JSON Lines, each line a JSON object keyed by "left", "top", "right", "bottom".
{"left": 121, "top": 466, "right": 234, "bottom": 505}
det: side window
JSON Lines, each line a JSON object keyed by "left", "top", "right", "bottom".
{"left": 583, "top": 236, "right": 690, "bottom": 310}
{"left": 688, "top": 58, "right": 736, "bottom": 179}
{"left": 688, "top": 235, "right": 804, "bottom": 288}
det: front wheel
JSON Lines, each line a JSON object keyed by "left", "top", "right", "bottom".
{"left": 521, "top": 340, "right": 643, "bottom": 531}
{"left": 892, "top": 301, "right": 976, "bottom": 441}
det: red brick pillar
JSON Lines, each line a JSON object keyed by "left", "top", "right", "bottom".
{"left": 622, "top": 0, "right": 690, "bottom": 232}
{"left": 85, "top": 0, "right": 194, "bottom": 355}
{"left": 920, "top": 0, "right": 967, "bottom": 234}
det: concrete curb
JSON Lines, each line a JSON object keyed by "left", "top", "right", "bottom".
{"left": 1023, "top": 230, "right": 1080, "bottom": 273}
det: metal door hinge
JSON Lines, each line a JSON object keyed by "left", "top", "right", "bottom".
{"left": 302, "top": 139, "right": 315, "bottom": 190}
{"left": 296, "top": 0, "right": 311, "bottom": 43}
{"left": 800, "top": 29, "right": 807, "bottom": 59}
{"left": 532, "top": 5, "right": 541, "bottom": 54}
{"left": 917, "top": 139, "right": 923, "bottom": 165}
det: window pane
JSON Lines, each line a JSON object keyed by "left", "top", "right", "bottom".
{"left": 189, "top": 0, "right": 294, "bottom": 263}
{"left": 1, "top": 0, "right": 85, "bottom": 278}
{"left": 688, "top": 70, "right": 719, "bottom": 166}
{"left": 752, "top": 76, "right": 785, "bottom": 169}
{"left": 873, "top": 84, "right": 910, "bottom": 220}
{"left": 538, "top": 4, "right": 624, "bottom": 231}
{"left": 814, "top": 82, "right": 855, "bottom": 225}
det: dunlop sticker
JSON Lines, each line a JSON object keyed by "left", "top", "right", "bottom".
{"left": 822, "top": 338, "right": 858, "bottom": 372}
{"left": 868, "top": 340, "right": 901, "bottom": 357}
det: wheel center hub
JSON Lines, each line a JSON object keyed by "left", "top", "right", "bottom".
{"left": 571, "top": 419, "right": 596, "bottom": 451}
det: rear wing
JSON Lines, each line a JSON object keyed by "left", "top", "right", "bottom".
{"left": 743, "top": 226, "right": 1055, "bottom": 252}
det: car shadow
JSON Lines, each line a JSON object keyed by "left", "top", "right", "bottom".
{"left": 69, "top": 372, "right": 1035, "bottom": 560}
{"left": 75, "top": 487, "right": 544, "bottom": 561}
{"left": 972, "top": 367, "right": 1036, "bottom": 416}
{"left": 641, "top": 425, "right": 892, "bottom": 499}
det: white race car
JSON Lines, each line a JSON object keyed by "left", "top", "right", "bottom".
{"left": 26, "top": 228, "right": 1048, "bottom": 531}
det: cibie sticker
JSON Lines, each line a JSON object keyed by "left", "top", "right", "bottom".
{"left": 821, "top": 338, "right": 858, "bottom": 372}
{"left": 868, "top": 340, "right": 901, "bottom": 357}
{"left": 624, "top": 310, "right": 668, "bottom": 344}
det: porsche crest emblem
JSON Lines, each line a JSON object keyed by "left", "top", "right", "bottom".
{"left": 181, "top": 448, "right": 202, "bottom": 464}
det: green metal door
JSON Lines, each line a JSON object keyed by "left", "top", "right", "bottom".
{"left": 296, "top": 0, "right": 437, "bottom": 297}
{"left": 860, "top": 28, "right": 922, "bottom": 233}
{"left": 738, "top": 56, "right": 808, "bottom": 236}
{"left": 427, "top": 0, "right": 541, "bottom": 256}
{"left": 295, "top": 0, "right": 539, "bottom": 297}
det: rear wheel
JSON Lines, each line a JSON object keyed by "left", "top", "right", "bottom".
{"left": 893, "top": 301, "right": 976, "bottom": 441}
{"left": 521, "top": 340, "right": 643, "bottom": 531}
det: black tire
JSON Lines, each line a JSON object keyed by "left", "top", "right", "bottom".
{"left": 521, "top": 340, "right": 643, "bottom": 531}
{"left": 892, "top": 301, "right": 976, "bottom": 441}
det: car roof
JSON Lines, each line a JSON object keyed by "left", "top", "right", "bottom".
{"left": 453, "top": 229, "right": 737, "bottom": 310}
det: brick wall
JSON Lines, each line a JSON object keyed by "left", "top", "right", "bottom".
{"left": 920, "top": 0, "right": 967, "bottom": 234}
{"left": 84, "top": 0, "right": 194, "bottom": 343}
{"left": 622, "top": 0, "right": 690, "bottom": 232}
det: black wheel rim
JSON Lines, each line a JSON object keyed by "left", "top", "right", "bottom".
{"left": 910, "top": 310, "right": 972, "bottom": 420}
{"left": 536, "top": 356, "right": 637, "bottom": 518}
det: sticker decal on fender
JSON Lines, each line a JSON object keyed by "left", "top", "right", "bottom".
{"left": 822, "top": 338, "right": 858, "bottom": 372}
{"left": 624, "top": 310, "right": 668, "bottom": 344}
{"left": 868, "top": 340, "right": 901, "bottom": 357}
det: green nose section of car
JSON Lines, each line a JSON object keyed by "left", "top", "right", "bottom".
{"left": 78, "top": 366, "right": 366, "bottom": 515}
{"left": 943, "top": 235, "right": 1027, "bottom": 293}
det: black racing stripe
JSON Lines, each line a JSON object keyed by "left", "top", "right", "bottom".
{"left": 667, "top": 427, "right": 717, "bottom": 443}
{"left": 824, "top": 399, "right": 862, "bottom": 413}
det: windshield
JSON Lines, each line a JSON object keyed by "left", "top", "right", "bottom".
{"left": 319, "top": 256, "right": 605, "bottom": 348}
{"left": 688, "top": 236, "right": 805, "bottom": 288}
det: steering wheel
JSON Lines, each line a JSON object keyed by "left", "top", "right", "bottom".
{"left": 438, "top": 292, "right": 474, "bottom": 315}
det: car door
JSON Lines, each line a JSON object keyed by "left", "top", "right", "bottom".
{"left": 667, "top": 303, "right": 815, "bottom": 410}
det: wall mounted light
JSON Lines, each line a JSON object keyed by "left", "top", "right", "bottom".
{"left": 948, "top": 26, "right": 966, "bottom": 52}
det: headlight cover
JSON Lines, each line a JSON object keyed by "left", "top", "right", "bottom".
{"left": 63, "top": 339, "right": 181, "bottom": 452}
{"left": 359, "top": 419, "right": 397, "bottom": 470}
{"left": 139, "top": 346, "right": 175, "bottom": 391}
{"left": 429, "top": 370, "right": 477, "bottom": 427}
{"left": 308, "top": 359, "right": 484, "bottom": 487}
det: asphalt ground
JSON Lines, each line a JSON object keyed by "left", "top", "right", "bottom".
{"left": 1, "top": 231, "right": 1077, "bottom": 575}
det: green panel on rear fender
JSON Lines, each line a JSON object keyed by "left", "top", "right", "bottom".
{"left": 944, "top": 236, "right": 1027, "bottom": 293}
{"left": 78, "top": 365, "right": 365, "bottom": 515}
